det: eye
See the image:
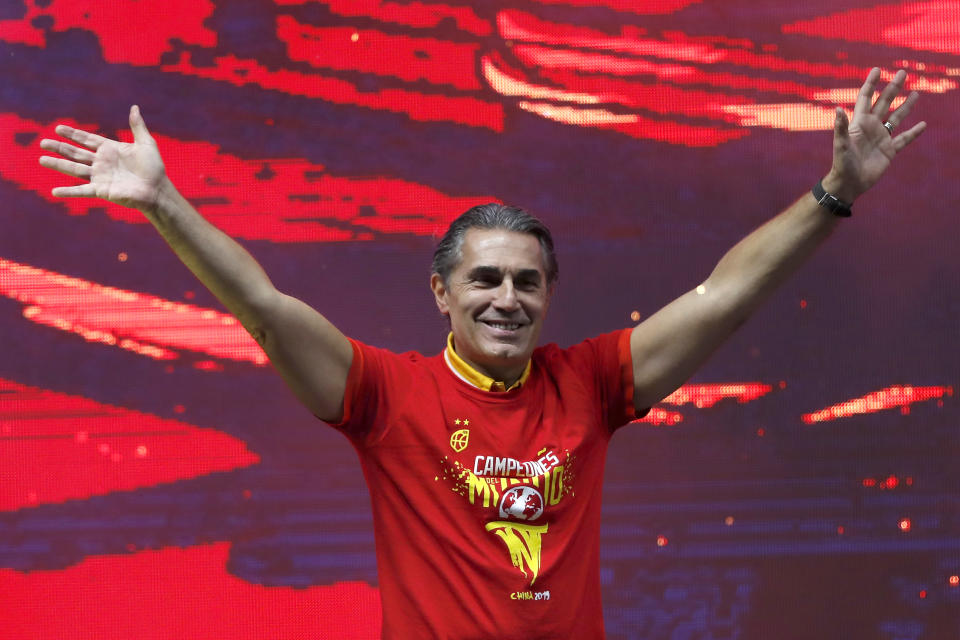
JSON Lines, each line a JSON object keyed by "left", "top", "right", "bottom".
{"left": 515, "top": 279, "right": 539, "bottom": 291}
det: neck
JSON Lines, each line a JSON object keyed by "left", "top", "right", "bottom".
{"left": 460, "top": 351, "right": 525, "bottom": 386}
{"left": 446, "top": 334, "right": 530, "bottom": 390}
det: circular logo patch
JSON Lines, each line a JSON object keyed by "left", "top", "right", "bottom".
{"left": 498, "top": 485, "right": 544, "bottom": 521}
{"left": 449, "top": 428, "right": 469, "bottom": 452}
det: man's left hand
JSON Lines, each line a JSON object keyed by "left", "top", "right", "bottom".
{"left": 823, "top": 67, "right": 926, "bottom": 203}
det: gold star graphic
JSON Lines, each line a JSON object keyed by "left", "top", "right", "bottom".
{"left": 454, "top": 418, "right": 461, "bottom": 425}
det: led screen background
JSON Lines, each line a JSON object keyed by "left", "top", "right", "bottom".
{"left": 0, "top": 1, "right": 957, "bottom": 638}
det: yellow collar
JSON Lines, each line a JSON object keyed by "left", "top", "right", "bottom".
{"left": 444, "top": 333, "right": 531, "bottom": 392}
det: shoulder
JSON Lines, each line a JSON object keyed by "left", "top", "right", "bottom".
{"left": 348, "top": 338, "right": 444, "bottom": 381}
{"left": 336, "top": 339, "right": 445, "bottom": 436}
{"left": 350, "top": 338, "right": 432, "bottom": 361}
{"left": 533, "top": 329, "right": 631, "bottom": 367}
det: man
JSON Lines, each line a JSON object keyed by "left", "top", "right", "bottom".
{"left": 39, "top": 68, "right": 923, "bottom": 638}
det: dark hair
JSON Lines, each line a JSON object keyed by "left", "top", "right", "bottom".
{"left": 431, "top": 203, "right": 558, "bottom": 284}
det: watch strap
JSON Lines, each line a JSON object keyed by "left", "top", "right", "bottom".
{"left": 812, "top": 179, "right": 852, "bottom": 217}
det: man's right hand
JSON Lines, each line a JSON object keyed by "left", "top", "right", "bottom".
{"left": 37, "top": 105, "right": 353, "bottom": 423}
{"left": 39, "top": 105, "right": 167, "bottom": 212}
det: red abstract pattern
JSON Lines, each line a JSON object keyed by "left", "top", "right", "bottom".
{"left": 0, "top": 1, "right": 955, "bottom": 638}
{"left": 0, "top": 379, "right": 259, "bottom": 511}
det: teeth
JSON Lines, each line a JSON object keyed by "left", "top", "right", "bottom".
{"left": 486, "top": 322, "right": 520, "bottom": 330}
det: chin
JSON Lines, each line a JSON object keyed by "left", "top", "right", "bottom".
{"left": 485, "top": 342, "right": 529, "bottom": 362}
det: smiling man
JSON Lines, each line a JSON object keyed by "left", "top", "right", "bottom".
{"left": 431, "top": 213, "right": 557, "bottom": 388}
{"left": 336, "top": 206, "right": 632, "bottom": 636}
{"left": 38, "top": 68, "right": 924, "bottom": 638}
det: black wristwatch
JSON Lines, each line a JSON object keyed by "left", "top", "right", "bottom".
{"left": 812, "top": 179, "right": 852, "bottom": 218}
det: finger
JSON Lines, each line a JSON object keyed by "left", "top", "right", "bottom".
{"left": 873, "top": 69, "right": 907, "bottom": 116}
{"left": 834, "top": 107, "right": 849, "bottom": 138}
{"left": 892, "top": 121, "right": 927, "bottom": 152}
{"left": 884, "top": 91, "right": 919, "bottom": 130}
{"left": 832, "top": 107, "right": 849, "bottom": 152}
{"left": 51, "top": 184, "right": 97, "bottom": 198}
{"left": 854, "top": 67, "right": 882, "bottom": 115}
{"left": 39, "top": 155, "right": 93, "bottom": 179}
{"left": 129, "top": 105, "right": 155, "bottom": 145}
{"left": 54, "top": 124, "right": 107, "bottom": 151}
{"left": 39, "top": 138, "right": 96, "bottom": 164}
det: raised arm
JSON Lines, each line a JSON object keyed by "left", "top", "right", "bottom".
{"left": 630, "top": 68, "right": 926, "bottom": 410}
{"left": 39, "top": 106, "right": 352, "bottom": 422}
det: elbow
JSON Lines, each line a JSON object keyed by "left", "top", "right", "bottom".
{"left": 698, "top": 277, "right": 763, "bottom": 329}
{"left": 235, "top": 288, "right": 283, "bottom": 343}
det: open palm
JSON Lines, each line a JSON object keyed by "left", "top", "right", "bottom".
{"left": 39, "top": 105, "right": 166, "bottom": 212}
{"left": 828, "top": 68, "right": 925, "bottom": 202}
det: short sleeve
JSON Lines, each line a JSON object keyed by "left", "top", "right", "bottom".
{"left": 548, "top": 328, "right": 646, "bottom": 432}
{"left": 327, "top": 338, "right": 395, "bottom": 446}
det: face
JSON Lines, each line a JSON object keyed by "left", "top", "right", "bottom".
{"left": 431, "top": 228, "right": 553, "bottom": 384}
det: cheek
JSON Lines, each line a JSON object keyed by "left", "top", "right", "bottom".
{"left": 523, "top": 295, "right": 548, "bottom": 315}
{"left": 460, "top": 292, "right": 490, "bottom": 312}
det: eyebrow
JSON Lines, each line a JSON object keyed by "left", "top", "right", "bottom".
{"left": 467, "top": 266, "right": 542, "bottom": 283}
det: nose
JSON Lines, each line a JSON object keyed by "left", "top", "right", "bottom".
{"left": 492, "top": 278, "right": 520, "bottom": 312}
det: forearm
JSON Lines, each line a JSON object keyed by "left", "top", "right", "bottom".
{"left": 630, "top": 183, "right": 844, "bottom": 408}
{"left": 40, "top": 108, "right": 354, "bottom": 420}
{"left": 703, "top": 183, "right": 842, "bottom": 323}
{"left": 631, "top": 68, "right": 923, "bottom": 410}
{"left": 141, "top": 177, "right": 279, "bottom": 331}
{"left": 142, "top": 178, "right": 351, "bottom": 421}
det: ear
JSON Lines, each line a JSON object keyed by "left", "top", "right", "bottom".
{"left": 430, "top": 273, "right": 450, "bottom": 315}
{"left": 544, "top": 280, "right": 556, "bottom": 311}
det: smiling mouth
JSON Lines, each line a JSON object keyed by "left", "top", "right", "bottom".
{"left": 481, "top": 320, "right": 523, "bottom": 331}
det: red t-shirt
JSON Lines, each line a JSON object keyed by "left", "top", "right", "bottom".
{"left": 335, "top": 329, "right": 636, "bottom": 639}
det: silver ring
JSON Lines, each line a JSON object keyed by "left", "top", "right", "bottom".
{"left": 883, "top": 121, "right": 896, "bottom": 135}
